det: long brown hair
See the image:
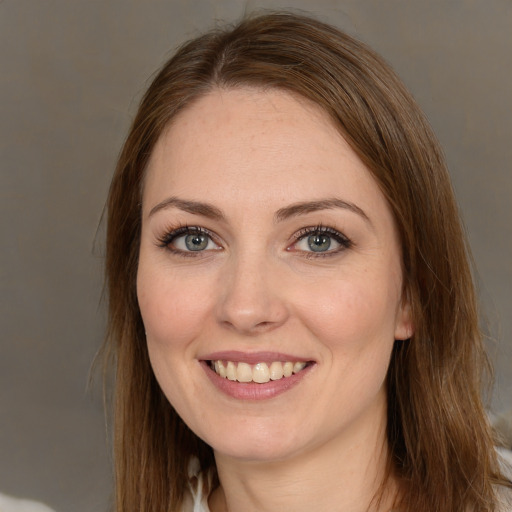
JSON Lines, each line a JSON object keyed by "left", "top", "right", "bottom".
{"left": 104, "top": 11, "right": 509, "bottom": 511}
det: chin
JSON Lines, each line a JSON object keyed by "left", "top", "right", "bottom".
{"left": 200, "top": 421, "right": 305, "bottom": 463}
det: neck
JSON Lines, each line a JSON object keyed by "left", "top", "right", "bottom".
{"left": 209, "top": 399, "right": 396, "bottom": 512}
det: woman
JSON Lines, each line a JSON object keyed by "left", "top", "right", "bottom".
{"left": 104, "top": 11, "right": 511, "bottom": 512}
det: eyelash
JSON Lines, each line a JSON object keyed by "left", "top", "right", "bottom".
{"left": 291, "top": 225, "right": 353, "bottom": 258}
{"left": 156, "top": 224, "right": 353, "bottom": 258}
{"left": 157, "top": 225, "right": 218, "bottom": 257}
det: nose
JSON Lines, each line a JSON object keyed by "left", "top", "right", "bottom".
{"left": 215, "top": 253, "right": 289, "bottom": 335}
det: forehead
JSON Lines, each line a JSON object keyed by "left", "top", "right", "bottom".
{"left": 149, "top": 87, "right": 346, "bottom": 169}
{"left": 141, "top": 87, "right": 395, "bottom": 233}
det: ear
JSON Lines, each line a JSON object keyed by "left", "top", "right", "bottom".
{"left": 394, "top": 293, "right": 414, "bottom": 341}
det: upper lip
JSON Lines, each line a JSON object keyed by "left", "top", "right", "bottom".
{"left": 199, "top": 350, "right": 313, "bottom": 365}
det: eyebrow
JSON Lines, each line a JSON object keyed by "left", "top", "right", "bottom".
{"left": 274, "top": 198, "right": 371, "bottom": 225}
{"left": 148, "top": 196, "right": 371, "bottom": 225}
{"left": 148, "top": 197, "right": 225, "bottom": 220}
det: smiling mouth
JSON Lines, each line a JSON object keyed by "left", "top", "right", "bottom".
{"left": 207, "top": 360, "right": 312, "bottom": 384}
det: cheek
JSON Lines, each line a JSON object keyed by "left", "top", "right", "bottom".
{"left": 295, "top": 274, "right": 400, "bottom": 352}
{"left": 137, "top": 266, "right": 214, "bottom": 412}
{"left": 137, "top": 266, "right": 215, "bottom": 346}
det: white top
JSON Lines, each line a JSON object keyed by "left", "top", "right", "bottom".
{"left": 0, "top": 494, "right": 56, "bottom": 512}
{"left": 182, "top": 451, "right": 512, "bottom": 512}
{"left": 182, "top": 489, "right": 210, "bottom": 512}
{"left": 497, "top": 449, "right": 512, "bottom": 510}
{"left": 182, "top": 484, "right": 512, "bottom": 512}
{"left": 181, "top": 458, "right": 212, "bottom": 512}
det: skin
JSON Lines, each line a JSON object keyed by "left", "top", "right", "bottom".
{"left": 137, "top": 87, "right": 413, "bottom": 512}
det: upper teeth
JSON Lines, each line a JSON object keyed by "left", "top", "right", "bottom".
{"left": 212, "top": 360, "right": 307, "bottom": 383}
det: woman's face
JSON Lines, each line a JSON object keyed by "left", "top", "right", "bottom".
{"left": 137, "top": 88, "right": 412, "bottom": 462}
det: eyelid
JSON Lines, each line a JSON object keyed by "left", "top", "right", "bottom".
{"left": 289, "top": 225, "right": 353, "bottom": 256}
{"left": 156, "top": 225, "right": 221, "bottom": 254}
{"left": 155, "top": 223, "right": 352, "bottom": 258}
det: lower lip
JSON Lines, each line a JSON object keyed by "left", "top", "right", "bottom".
{"left": 201, "top": 361, "right": 314, "bottom": 401}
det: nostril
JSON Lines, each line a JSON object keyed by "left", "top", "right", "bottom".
{"left": 220, "top": 318, "right": 282, "bottom": 335}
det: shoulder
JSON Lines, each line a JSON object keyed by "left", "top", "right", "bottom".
{"left": 496, "top": 448, "right": 512, "bottom": 511}
{"left": 0, "top": 493, "right": 56, "bottom": 512}
{"left": 496, "top": 486, "right": 512, "bottom": 512}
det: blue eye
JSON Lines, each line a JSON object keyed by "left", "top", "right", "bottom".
{"left": 305, "top": 233, "right": 333, "bottom": 252}
{"left": 181, "top": 233, "right": 210, "bottom": 251}
{"left": 159, "top": 227, "right": 219, "bottom": 254}
{"left": 293, "top": 226, "right": 351, "bottom": 256}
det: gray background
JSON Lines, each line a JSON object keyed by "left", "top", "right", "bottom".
{"left": 1, "top": 1, "right": 511, "bottom": 511}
